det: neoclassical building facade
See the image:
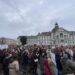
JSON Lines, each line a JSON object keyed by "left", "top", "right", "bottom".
{"left": 26, "top": 23, "right": 75, "bottom": 45}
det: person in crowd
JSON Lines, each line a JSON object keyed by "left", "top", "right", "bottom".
{"left": 21, "top": 50, "right": 29, "bottom": 74}
{"left": 2, "top": 49, "right": 11, "bottom": 75}
{"left": 43, "top": 53, "right": 52, "bottom": 75}
{"left": 39, "top": 47, "right": 46, "bottom": 75}
{"left": 55, "top": 48, "right": 63, "bottom": 75}
{"left": 50, "top": 48, "right": 58, "bottom": 75}
{"left": 9, "top": 54, "right": 19, "bottom": 75}
{"left": 0, "top": 44, "right": 75, "bottom": 75}
{"left": 32, "top": 49, "right": 39, "bottom": 75}
{"left": 73, "top": 49, "right": 75, "bottom": 61}
{"left": 68, "top": 48, "right": 74, "bottom": 60}
{"left": 0, "top": 50, "right": 5, "bottom": 64}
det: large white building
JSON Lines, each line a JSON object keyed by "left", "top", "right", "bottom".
{"left": 26, "top": 23, "right": 75, "bottom": 45}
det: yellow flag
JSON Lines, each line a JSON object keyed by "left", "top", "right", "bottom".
{"left": 48, "top": 58, "right": 51, "bottom": 65}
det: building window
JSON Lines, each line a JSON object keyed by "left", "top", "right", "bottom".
{"left": 60, "top": 33, "right": 63, "bottom": 38}
{"left": 61, "top": 40, "right": 64, "bottom": 42}
{"left": 64, "top": 35, "right": 67, "bottom": 38}
{"left": 73, "top": 41, "right": 74, "bottom": 44}
{"left": 53, "top": 41, "right": 56, "bottom": 44}
{"left": 57, "top": 35, "right": 59, "bottom": 39}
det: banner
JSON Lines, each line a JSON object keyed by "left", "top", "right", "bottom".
{"left": 0, "top": 44, "right": 8, "bottom": 49}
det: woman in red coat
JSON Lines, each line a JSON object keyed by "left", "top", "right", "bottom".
{"left": 43, "top": 55, "right": 52, "bottom": 75}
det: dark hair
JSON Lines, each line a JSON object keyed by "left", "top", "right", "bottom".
{"left": 9, "top": 57, "right": 14, "bottom": 63}
{"left": 13, "top": 55, "right": 18, "bottom": 60}
{"left": 9, "top": 55, "right": 18, "bottom": 63}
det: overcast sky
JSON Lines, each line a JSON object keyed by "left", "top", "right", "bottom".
{"left": 0, "top": 0, "right": 75, "bottom": 39}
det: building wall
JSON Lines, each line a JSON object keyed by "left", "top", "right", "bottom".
{"left": 5, "top": 39, "right": 17, "bottom": 45}
{"left": 0, "top": 38, "right": 17, "bottom": 45}
{"left": 27, "top": 35, "right": 53, "bottom": 45}
{"left": 26, "top": 28, "right": 75, "bottom": 46}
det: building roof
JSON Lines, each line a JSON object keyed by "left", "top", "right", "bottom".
{"left": 70, "top": 31, "right": 75, "bottom": 35}
{"left": 38, "top": 32, "right": 51, "bottom": 36}
{"left": 52, "top": 22, "right": 59, "bottom": 32}
{"left": 38, "top": 23, "right": 69, "bottom": 36}
{"left": 59, "top": 27, "right": 68, "bottom": 32}
{"left": 52, "top": 26, "right": 68, "bottom": 33}
{"left": 18, "top": 23, "right": 75, "bottom": 37}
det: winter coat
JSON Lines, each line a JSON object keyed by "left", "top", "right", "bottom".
{"left": 9, "top": 60, "right": 19, "bottom": 75}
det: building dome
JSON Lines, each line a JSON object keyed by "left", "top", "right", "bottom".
{"left": 52, "top": 22, "right": 59, "bottom": 32}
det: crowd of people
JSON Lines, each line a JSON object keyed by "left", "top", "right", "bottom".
{"left": 0, "top": 44, "right": 75, "bottom": 75}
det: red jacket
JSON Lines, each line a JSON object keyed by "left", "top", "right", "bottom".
{"left": 43, "top": 57, "right": 52, "bottom": 75}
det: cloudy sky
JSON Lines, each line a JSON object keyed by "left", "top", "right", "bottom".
{"left": 0, "top": 0, "right": 75, "bottom": 39}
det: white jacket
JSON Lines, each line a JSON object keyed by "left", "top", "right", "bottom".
{"left": 9, "top": 60, "right": 19, "bottom": 75}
